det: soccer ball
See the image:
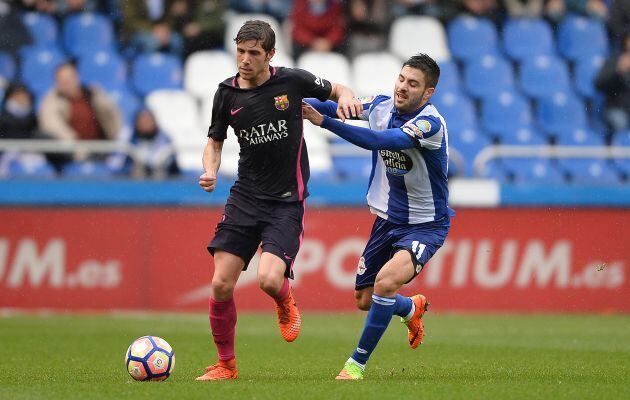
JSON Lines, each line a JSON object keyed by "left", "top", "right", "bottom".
{"left": 125, "top": 336, "right": 175, "bottom": 381}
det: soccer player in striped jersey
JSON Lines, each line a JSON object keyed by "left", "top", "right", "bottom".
{"left": 303, "top": 53, "right": 453, "bottom": 380}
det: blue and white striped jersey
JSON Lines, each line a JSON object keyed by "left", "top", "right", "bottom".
{"left": 359, "top": 95, "right": 451, "bottom": 225}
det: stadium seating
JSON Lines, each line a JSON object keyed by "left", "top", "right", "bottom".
{"left": 145, "top": 90, "right": 203, "bottom": 171}
{"left": 107, "top": 88, "right": 141, "bottom": 127}
{"left": 519, "top": 55, "right": 571, "bottom": 100}
{"left": 502, "top": 158, "right": 565, "bottom": 184}
{"left": 62, "top": 13, "right": 115, "bottom": 57}
{"left": 132, "top": 53, "right": 183, "bottom": 97}
{"left": 448, "top": 16, "right": 498, "bottom": 61}
{"left": 503, "top": 18, "right": 554, "bottom": 61}
{"left": 78, "top": 51, "right": 127, "bottom": 92}
{"left": 448, "top": 126, "right": 492, "bottom": 176}
{"left": 555, "top": 127, "right": 606, "bottom": 147}
{"left": 575, "top": 54, "right": 605, "bottom": 101}
{"left": 224, "top": 13, "right": 286, "bottom": 55}
{"left": 431, "top": 89, "right": 477, "bottom": 133}
{"left": 332, "top": 151, "right": 373, "bottom": 180}
{"left": 19, "top": 47, "right": 66, "bottom": 99}
{"left": 352, "top": 52, "right": 401, "bottom": 97}
{"left": 269, "top": 51, "right": 294, "bottom": 68}
{"left": 481, "top": 90, "right": 532, "bottom": 136}
{"left": 184, "top": 50, "right": 234, "bottom": 100}
{"left": 464, "top": 54, "right": 515, "bottom": 99}
{"left": 537, "top": 91, "right": 587, "bottom": 137}
{"left": 389, "top": 16, "right": 450, "bottom": 62}
{"left": 297, "top": 51, "right": 351, "bottom": 86}
{"left": 557, "top": 15, "right": 609, "bottom": 61}
{"left": 302, "top": 120, "right": 334, "bottom": 177}
{"left": 63, "top": 161, "right": 113, "bottom": 178}
{"left": 22, "top": 11, "right": 58, "bottom": 47}
{"left": 436, "top": 60, "right": 460, "bottom": 91}
{"left": 497, "top": 126, "right": 548, "bottom": 146}
{"left": 0, "top": 52, "right": 16, "bottom": 82}
{"left": 559, "top": 158, "right": 620, "bottom": 184}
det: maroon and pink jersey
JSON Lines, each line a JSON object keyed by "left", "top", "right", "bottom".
{"left": 208, "top": 66, "right": 332, "bottom": 202}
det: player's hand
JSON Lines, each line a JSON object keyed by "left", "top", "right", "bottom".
{"left": 199, "top": 171, "right": 217, "bottom": 192}
{"left": 336, "top": 95, "right": 363, "bottom": 122}
{"left": 302, "top": 102, "right": 324, "bottom": 126}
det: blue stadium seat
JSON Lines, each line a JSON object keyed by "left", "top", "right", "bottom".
{"left": 497, "top": 125, "right": 548, "bottom": 145}
{"left": 464, "top": 54, "right": 514, "bottom": 99}
{"left": 19, "top": 48, "right": 66, "bottom": 99}
{"left": 431, "top": 90, "right": 477, "bottom": 133}
{"left": 63, "top": 161, "right": 114, "bottom": 178}
{"left": 555, "top": 127, "right": 606, "bottom": 146}
{"left": 502, "top": 158, "right": 565, "bottom": 184}
{"left": 62, "top": 13, "right": 115, "bottom": 57}
{"left": 479, "top": 158, "right": 509, "bottom": 181}
{"left": 5, "top": 156, "right": 56, "bottom": 178}
{"left": 436, "top": 60, "right": 460, "bottom": 91}
{"left": 503, "top": 18, "right": 554, "bottom": 61}
{"left": 107, "top": 88, "right": 141, "bottom": 126}
{"left": 519, "top": 55, "right": 570, "bottom": 100}
{"left": 559, "top": 158, "right": 619, "bottom": 184}
{"left": 612, "top": 130, "right": 630, "bottom": 147}
{"left": 22, "top": 12, "right": 58, "bottom": 46}
{"left": 0, "top": 51, "right": 16, "bottom": 81}
{"left": 557, "top": 15, "right": 609, "bottom": 61}
{"left": 132, "top": 53, "right": 183, "bottom": 97}
{"left": 575, "top": 54, "right": 605, "bottom": 100}
{"left": 448, "top": 16, "right": 498, "bottom": 61}
{"left": 332, "top": 153, "right": 373, "bottom": 180}
{"left": 537, "top": 91, "right": 587, "bottom": 137}
{"left": 448, "top": 126, "right": 492, "bottom": 176}
{"left": 481, "top": 90, "right": 532, "bottom": 136}
{"left": 79, "top": 51, "right": 127, "bottom": 91}
{"left": 610, "top": 131, "right": 630, "bottom": 179}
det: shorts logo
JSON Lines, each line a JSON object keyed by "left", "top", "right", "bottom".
{"left": 357, "top": 257, "right": 366, "bottom": 275}
{"left": 274, "top": 94, "right": 289, "bottom": 111}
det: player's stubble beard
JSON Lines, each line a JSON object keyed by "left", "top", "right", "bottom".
{"left": 395, "top": 88, "right": 428, "bottom": 115}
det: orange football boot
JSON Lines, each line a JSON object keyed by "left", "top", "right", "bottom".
{"left": 195, "top": 359, "right": 238, "bottom": 381}
{"left": 275, "top": 288, "right": 301, "bottom": 342}
{"left": 404, "top": 294, "right": 430, "bottom": 349}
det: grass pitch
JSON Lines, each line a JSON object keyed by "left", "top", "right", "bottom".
{"left": 1, "top": 312, "right": 629, "bottom": 400}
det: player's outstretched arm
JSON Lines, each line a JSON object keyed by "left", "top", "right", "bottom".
{"left": 199, "top": 138, "right": 223, "bottom": 192}
{"left": 329, "top": 83, "right": 362, "bottom": 121}
{"left": 302, "top": 102, "right": 415, "bottom": 151}
{"left": 303, "top": 98, "right": 339, "bottom": 118}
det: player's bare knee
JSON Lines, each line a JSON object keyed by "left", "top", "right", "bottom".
{"left": 354, "top": 291, "right": 372, "bottom": 311}
{"left": 211, "top": 278, "right": 235, "bottom": 299}
{"left": 258, "top": 274, "right": 282, "bottom": 296}
{"left": 374, "top": 276, "right": 399, "bottom": 297}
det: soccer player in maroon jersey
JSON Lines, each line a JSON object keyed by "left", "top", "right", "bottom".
{"left": 196, "top": 20, "right": 361, "bottom": 380}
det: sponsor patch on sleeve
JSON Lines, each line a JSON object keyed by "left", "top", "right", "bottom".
{"left": 415, "top": 119, "right": 432, "bottom": 134}
{"left": 402, "top": 120, "right": 424, "bottom": 139}
{"left": 358, "top": 95, "right": 375, "bottom": 105}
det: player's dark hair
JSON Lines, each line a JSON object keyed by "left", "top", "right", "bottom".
{"left": 403, "top": 54, "right": 440, "bottom": 89}
{"left": 234, "top": 20, "right": 276, "bottom": 53}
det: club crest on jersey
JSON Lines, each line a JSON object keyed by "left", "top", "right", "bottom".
{"left": 274, "top": 94, "right": 289, "bottom": 110}
{"left": 357, "top": 257, "right": 366, "bottom": 275}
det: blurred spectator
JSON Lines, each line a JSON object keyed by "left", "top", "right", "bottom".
{"left": 39, "top": 62, "right": 122, "bottom": 169}
{"left": 566, "top": 0, "right": 608, "bottom": 20}
{"left": 544, "top": 0, "right": 566, "bottom": 23}
{"left": 15, "top": 0, "right": 58, "bottom": 14}
{"left": 608, "top": 0, "right": 630, "bottom": 44}
{"left": 503, "top": 0, "right": 543, "bottom": 18}
{"left": 458, "top": 0, "right": 504, "bottom": 25}
{"left": 122, "top": 0, "right": 184, "bottom": 58}
{"left": 391, "top": 0, "right": 459, "bottom": 21}
{"left": 0, "top": 84, "right": 39, "bottom": 140}
{"left": 229, "top": 0, "right": 293, "bottom": 23}
{"left": 165, "top": 0, "right": 226, "bottom": 57}
{"left": 345, "top": 0, "right": 389, "bottom": 58}
{"left": 0, "top": 1, "right": 33, "bottom": 55}
{"left": 596, "top": 32, "right": 630, "bottom": 134}
{"left": 123, "top": 108, "right": 180, "bottom": 178}
{"left": 290, "top": 0, "right": 345, "bottom": 58}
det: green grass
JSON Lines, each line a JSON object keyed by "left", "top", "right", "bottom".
{"left": 1, "top": 312, "right": 629, "bottom": 399}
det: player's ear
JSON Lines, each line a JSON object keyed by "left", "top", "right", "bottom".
{"left": 266, "top": 48, "right": 276, "bottom": 62}
{"left": 423, "top": 87, "right": 435, "bottom": 102}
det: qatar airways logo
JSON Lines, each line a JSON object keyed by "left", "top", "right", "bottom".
{"left": 238, "top": 119, "right": 288, "bottom": 145}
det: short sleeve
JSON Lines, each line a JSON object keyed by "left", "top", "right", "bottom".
{"left": 400, "top": 115, "right": 443, "bottom": 150}
{"left": 357, "top": 95, "right": 390, "bottom": 120}
{"left": 291, "top": 68, "right": 333, "bottom": 101}
{"left": 207, "top": 88, "right": 229, "bottom": 140}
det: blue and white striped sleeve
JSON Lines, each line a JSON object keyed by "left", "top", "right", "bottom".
{"left": 358, "top": 95, "right": 390, "bottom": 120}
{"left": 400, "top": 115, "right": 443, "bottom": 150}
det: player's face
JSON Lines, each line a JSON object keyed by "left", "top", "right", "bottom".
{"left": 236, "top": 40, "right": 275, "bottom": 82}
{"left": 394, "top": 66, "right": 435, "bottom": 114}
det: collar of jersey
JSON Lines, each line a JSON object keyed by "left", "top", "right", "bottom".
{"left": 231, "top": 66, "right": 278, "bottom": 89}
